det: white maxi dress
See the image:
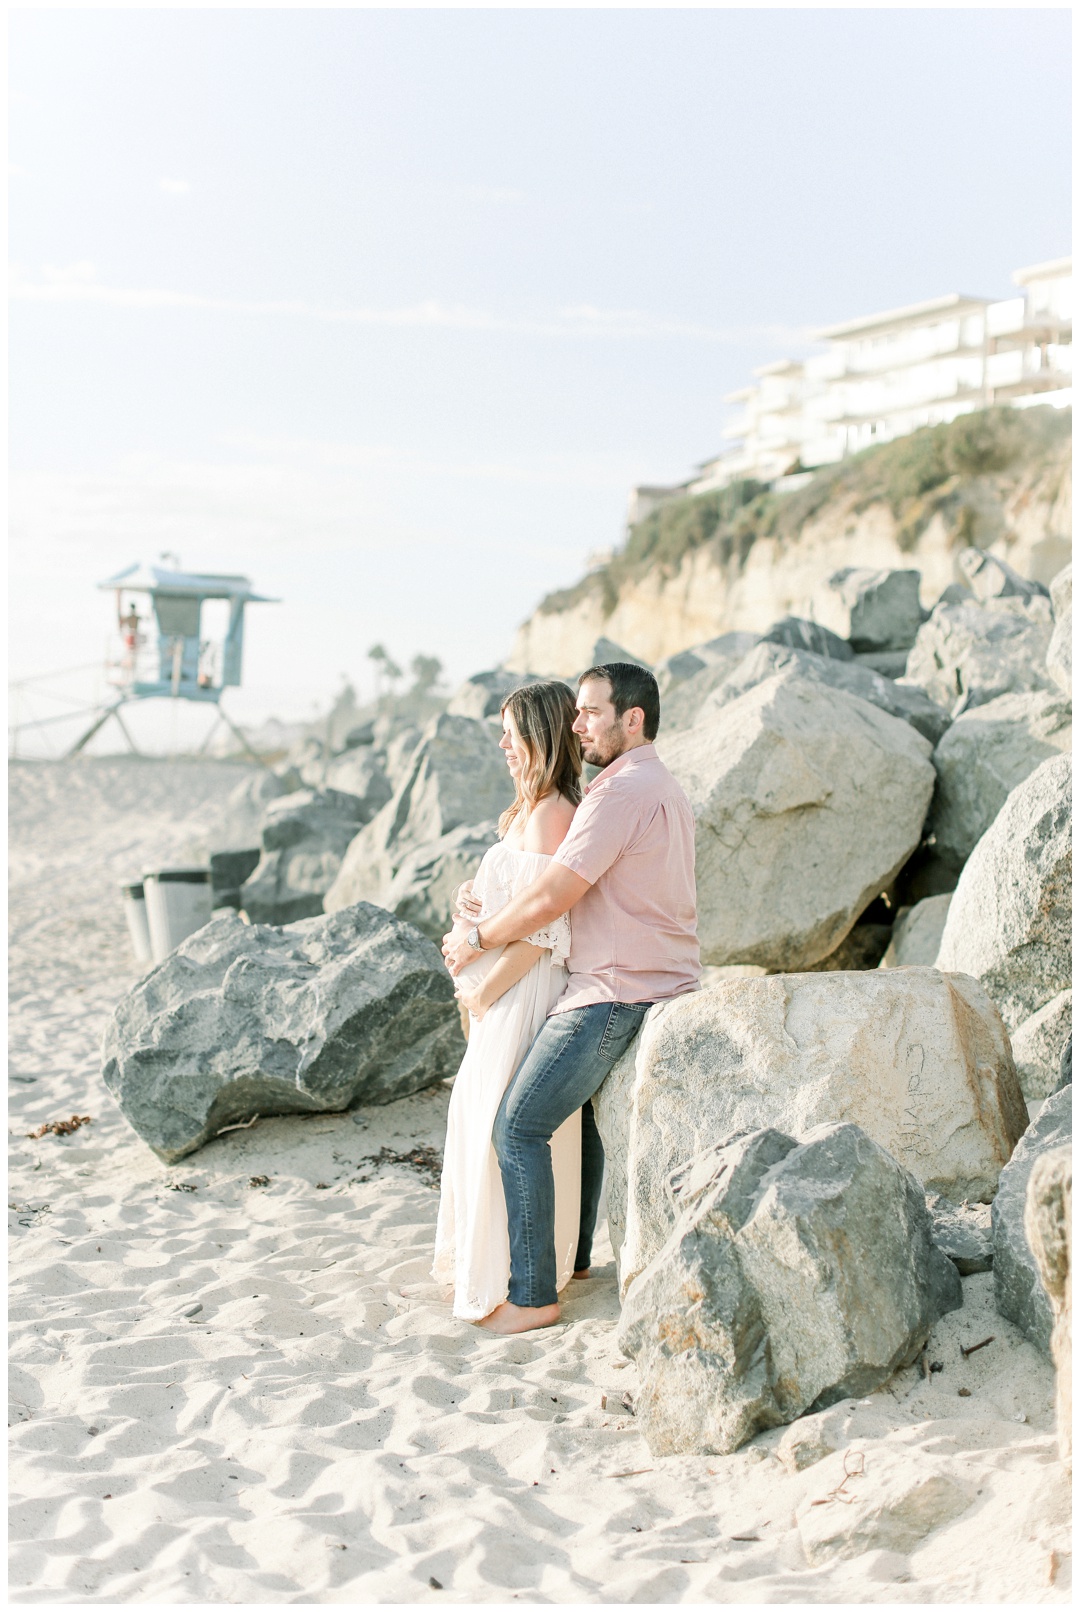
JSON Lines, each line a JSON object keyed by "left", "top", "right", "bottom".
{"left": 432, "top": 842, "right": 581, "bottom": 1320}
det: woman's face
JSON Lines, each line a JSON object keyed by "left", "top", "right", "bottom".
{"left": 499, "top": 709, "right": 529, "bottom": 782}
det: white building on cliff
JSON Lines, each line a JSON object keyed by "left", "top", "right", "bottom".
{"left": 628, "top": 257, "right": 1072, "bottom": 525}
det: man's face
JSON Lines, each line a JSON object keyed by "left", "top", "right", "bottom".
{"left": 573, "top": 677, "right": 637, "bottom": 767}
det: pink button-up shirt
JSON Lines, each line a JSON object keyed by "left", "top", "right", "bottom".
{"left": 551, "top": 743, "right": 700, "bottom": 1013}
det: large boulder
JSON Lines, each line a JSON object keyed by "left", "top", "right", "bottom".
{"left": 1024, "top": 1145, "right": 1072, "bottom": 1467}
{"left": 657, "top": 672, "right": 935, "bottom": 970}
{"left": 617, "top": 1123, "right": 961, "bottom": 1456}
{"left": 324, "top": 713, "right": 514, "bottom": 914}
{"left": 927, "top": 690, "right": 1071, "bottom": 869}
{"left": 446, "top": 669, "right": 546, "bottom": 722}
{"left": 936, "top": 753, "right": 1071, "bottom": 1032}
{"left": 957, "top": 546, "right": 1049, "bottom": 603}
{"left": 593, "top": 968, "right": 1027, "bottom": 1296}
{"left": 322, "top": 748, "right": 394, "bottom": 822}
{"left": 820, "top": 567, "right": 925, "bottom": 652}
{"left": 655, "top": 632, "right": 760, "bottom": 696}
{"left": 879, "top": 894, "right": 952, "bottom": 968}
{"left": 796, "top": 1446, "right": 975, "bottom": 1567}
{"left": 702, "top": 642, "right": 951, "bottom": 745}
{"left": 100, "top": 905, "right": 465, "bottom": 1163}
{"left": 992, "top": 1083, "right": 1072, "bottom": 1355}
{"left": 1046, "top": 563, "right": 1071, "bottom": 695}
{"left": 383, "top": 821, "right": 497, "bottom": 941}
{"left": 760, "top": 616, "right": 853, "bottom": 660}
{"left": 901, "top": 595, "right": 1055, "bottom": 712}
{"left": 1010, "top": 990, "right": 1073, "bottom": 1101}
{"left": 240, "top": 788, "right": 369, "bottom": 925}
{"left": 209, "top": 769, "right": 289, "bottom": 852}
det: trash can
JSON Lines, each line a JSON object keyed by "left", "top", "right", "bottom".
{"left": 120, "top": 880, "right": 153, "bottom": 964}
{"left": 143, "top": 867, "right": 214, "bottom": 962}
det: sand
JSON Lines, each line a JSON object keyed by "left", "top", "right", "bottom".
{"left": 8, "top": 757, "right": 1073, "bottom": 1603}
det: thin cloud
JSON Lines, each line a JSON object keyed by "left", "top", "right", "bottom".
{"left": 9, "top": 264, "right": 811, "bottom": 347}
{"left": 158, "top": 177, "right": 192, "bottom": 195}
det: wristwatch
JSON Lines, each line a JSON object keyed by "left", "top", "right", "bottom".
{"left": 467, "top": 926, "right": 484, "bottom": 952}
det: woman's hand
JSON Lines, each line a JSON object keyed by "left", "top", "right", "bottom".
{"left": 453, "top": 880, "right": 482, "bottom": 922}
{"left": 455, "top": 979, "right": 488, "bottom": 1021}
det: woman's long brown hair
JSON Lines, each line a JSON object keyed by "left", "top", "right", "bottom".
{"left": 498, "top": 681, "right": 582, "bottom": 839}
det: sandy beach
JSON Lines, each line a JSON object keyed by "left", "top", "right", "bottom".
{"left": 8, "top": 757, "right": 1072, "bottom": 1604}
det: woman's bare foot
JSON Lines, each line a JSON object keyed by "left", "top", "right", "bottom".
{"left": 571, "top": 1268, "right": 590, "bottom": 1280}
{"left": 475, "top": 1301, "right": 560, "bottom": 1334}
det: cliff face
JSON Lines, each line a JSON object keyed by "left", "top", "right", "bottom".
{"left": 506, "top": 408, "right": 1072, "bottom": 675}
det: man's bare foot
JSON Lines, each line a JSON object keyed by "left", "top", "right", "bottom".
{"left": 572, "top": 1268, "right": 590, "bottom": 1280}
{"left": 475, "top": 1301, "right": 560, "bottom": 1334}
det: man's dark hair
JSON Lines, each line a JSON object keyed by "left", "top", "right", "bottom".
{"left": 579, "top": 661, "right": 660, "bottom": 742}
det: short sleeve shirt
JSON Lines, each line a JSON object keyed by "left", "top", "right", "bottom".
{"left": 551, "top": 744, "right": 700, "bottom": 1012}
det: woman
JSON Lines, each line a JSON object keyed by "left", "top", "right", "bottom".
{"left": 432, "top": 681, "right": 582, "bottom": 1322}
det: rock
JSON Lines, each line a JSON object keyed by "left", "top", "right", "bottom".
{"left": 209, "top": 769, "right": 288, "bottom": 852}
{"left": 1011, "top": 990, "right": 1073, "bottom": 1101}
{"left": 880, "top": 894, "right": 952, "bottom": 967}
{"left": 1056, "top": 1034, "right": 1072, "bottom": 1094}
{"left": 100, "top": 905, "right": 465, "bottom": 1163}
{"left": 992, "top": 1082, "right": 1071, "bottom": 1354}
{"left": 341, "top": 720, "right": 376, "bottom": 750}
{"left": 936, "top": 754, "right": 1071, "bottom": 1032}
{"left": 776, "top": 1401, "right": 894, "bottom": 1474}
{"left": 1046, "top": 563, "right": 1071, "bottom": 695}
{"left": 383, "top": 821, "right": 497, "bottom": 941}
{"left": 209, "top": 848, "right": 261, "bottom": 912}
{"left": 702, "top": 642, "right": 951, "bottom": 745}
{"left": 617, "top": 1123, "right": 962, "bottom": 1457}
{"left": 1024, "top": 1145, "right": 1072, "bottom": 1466}
{"left": 901, "top": 595, "right": 1055, "bottom": 712}
{"left": 928, "top": 690, "right": 1071, "bottom": 869}
{"left": 324, "top": 713, "right": 514, "bottom": 914}
{"left": 796, "top": 1446, "right": 975, "bottom": 1566}
{"left": 925, "top": 1194, "right": 993, "bottom": 1274}
{"left": 322, "top": 748, "right": 394, "bottom": 823}
{"left": 760, "top": 616, "right": 854, "bottom": 660}
{"left": 446, "top": 669, "right": 546, "bottom": 722}
{"left": 657, "top": 672, "right": 935, "bottom": 970}
{"left": 655, "top": 632, "right": 760, "bottom": 695}
{"left": 381, "top": 724, "right": 423, "bottom": 789}
{"left": 593, "top": 967, "right": 1027, "bottom": 1294}
{"left": 659, "top": 658, "right": 749, "bottom": 732}
{"left": 801, "top": 923, "right": 893, "bottom": 973}
{"left": 821, "top": 567, "right": 925, "bottom": 652}
{"left": 957, "top": 546, "right": 1049, "bottom": 603}
{"left": 586, "top": 636, "right": 652, "bottom": 671}
{"left": 853, "top": 650, "right": 911, "bottom": 678}
{"left": 240, "top": 788, "right": 370, "bottom": 925}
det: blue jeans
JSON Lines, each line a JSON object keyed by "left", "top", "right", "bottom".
{"left": 492, "top": 1001, "right": 652, "bottom": 1308}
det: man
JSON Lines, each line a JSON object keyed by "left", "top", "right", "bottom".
{"left": 443, "top": 661, "right": 700, "bottom": 1334}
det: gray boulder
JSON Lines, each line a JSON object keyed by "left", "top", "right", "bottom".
{"left": 936, "top": 753, "right": 1071, "bottom": 1032}
{"left": 880, "top": 894, "right": 952, "bottom": 968}
{"left": 384, "top": 821, "right": 497, "bottom": 941}
{"left": 1011, "top": 990, "right": 1073, "bottom": 1101}
{"left": 324, "top": 713, "right": 514, "bottom": 914}
{"left": 241, "top": 788, "right": 370, "bottom": 925}
{"left": 928, "top": 690, "right": 1072, "bottom": 870}
{"left": 1024, "top": 1146, "right": 1072, "bottom": 1465}
{"left": 446, "top": 669, "right": 547, "bottom": 722}
{"left": 380, "top": 724, "right": 423, "bottom": 789}
{"left": 209, "top": 769, "right": 289, "bottom": 853}
{"left": 659, "top": 657, "right": 750, "bottom": 732}
{"left": 655, "top": 632, "right": 760, "bottom": 696}
{"left": 822, "top": 567, "right": 925, "bottom": 652}
{"left": 595, "top": 968, "right": 1026, "bottom": 1297}
{"left": 760, "top": 616, "right": 853, "bottom": 660}
{"left": 992, "top": 1082, "right": 1072, "bottom": 1355}
{"left": 586, "top": 636, "right": 652, "bottom": 671}
{"left": 702, "top": 641, "right": 951, "bottom": 745}
{"left": 658, "top": 671, "right": 935, "bottom": 970}
{"left": 100, "top": 905, "right": 465, "bottom": 1163}
{"left": 1046, "top": 563, "right": 1071, "bottom": 695}
{"left": 209, "top": 848, "right": 261, "bottom": 912}
{"left": 957, "top": 546, "right": 1049, "bottom": 603}
{"left": 902, "top": 595, "right": 1055, "bottom": 712}
{"left": 926, "top": 1194, "right": 992, "bottom": 1275}
{"left": 322, "top": 748, "right": 394, "bottom": 822}
{"left": 618, "top": 1123, "right": 961, "bottom": 1456}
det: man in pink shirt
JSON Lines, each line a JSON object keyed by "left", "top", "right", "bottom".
{"left": 443, "top": 662, "right": 700, "bottom": 1333}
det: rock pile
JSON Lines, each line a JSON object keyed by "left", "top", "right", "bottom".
{"left": 241, "top": 787, "right": 372, "bottom": 926}
{"left": 618, "top": 1123, "right": 961, "bottom": 1456}
{"left": 902, "top": 595, "right": 1055, "bottom": 712}
{"left": 101, "top": 905, "right": 464, "bottom": 1162}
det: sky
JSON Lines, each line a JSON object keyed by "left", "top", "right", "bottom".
{"left": 8, "top": 4, "right": 1072, "bottom": 751}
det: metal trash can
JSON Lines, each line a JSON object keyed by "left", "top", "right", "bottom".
{"left": 143, "top": 867, "right": 213, "bottom": 962}
{"left": 120, "top": 880, "right": 153, "bottom": 964}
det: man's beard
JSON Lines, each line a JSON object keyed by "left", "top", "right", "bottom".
{"left": 581, "top": 722, "right": 626, "bottom": 768}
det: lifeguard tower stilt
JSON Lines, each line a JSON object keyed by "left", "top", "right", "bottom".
{"left": 66, "top": 562, "right": 277, "bottom": 761}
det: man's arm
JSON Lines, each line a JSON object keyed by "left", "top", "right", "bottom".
{"left": 442, "top": 861, "right": 590, "bottom": 977}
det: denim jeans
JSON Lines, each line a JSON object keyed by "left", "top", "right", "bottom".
{"left": 492, "top": 1000, "right": 652, "bottom": 1308}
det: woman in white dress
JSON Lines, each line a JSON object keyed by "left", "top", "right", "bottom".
{"left": 432, "top": 681, "right": 583, "bottom": 1322}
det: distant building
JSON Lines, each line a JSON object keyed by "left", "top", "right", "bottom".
{"left": 628, "top": 257, "right": 1072, "bottom": 524}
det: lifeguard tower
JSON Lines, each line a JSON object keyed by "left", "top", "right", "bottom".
{"left": 66, "top": 561, "right": 277, "bottom": 759}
